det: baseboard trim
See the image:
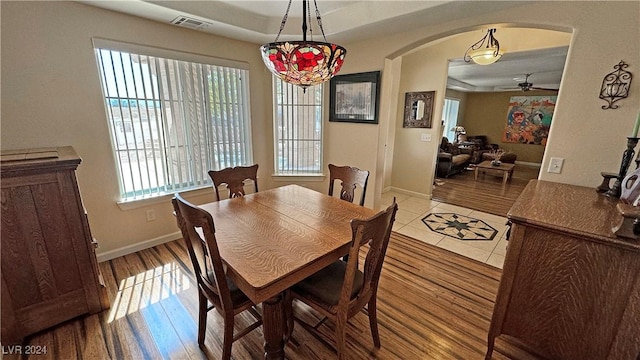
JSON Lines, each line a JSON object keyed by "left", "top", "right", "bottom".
{"left": 388, "top": 187, "right": 432, "bottom": 200}
{"left": 515, "top": 161, "right": 541, "bottom": 167}
{"left": 97, "top": 231, "right": 182, "bottom": 262}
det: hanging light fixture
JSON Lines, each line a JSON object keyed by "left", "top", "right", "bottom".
{"left": 464, "top": 28, "right": 503, "bottom": 65}
{"left": 260, "top": 0, "right": 346, "bottom": 90}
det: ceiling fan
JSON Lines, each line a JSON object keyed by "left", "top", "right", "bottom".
{"left": 515, "top": 73, "right": 559, "bottom": 92}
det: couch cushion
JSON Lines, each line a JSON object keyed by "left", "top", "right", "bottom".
{"left": 451, "top": 154, "right": 471, "bottom": 165}
{"left": 446, "top": 143, "right": 461, "bottom": 155}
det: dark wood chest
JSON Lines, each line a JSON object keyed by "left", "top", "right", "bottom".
{"left": 1, "top": 146, "right": 109, "bottom": 344}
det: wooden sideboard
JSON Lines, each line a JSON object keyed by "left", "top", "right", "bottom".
{"left": 1, "top": 146, "right": 109, "bottom": 344}
{"left": 486, "top": 180, "right": 640, "bottom": 359}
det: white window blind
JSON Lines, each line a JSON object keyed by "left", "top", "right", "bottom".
{"left": 273, "top": 78, "right": 323, "bottom": 175}
{"left": 94, "top": 43, "right": 252, "bottom": 200}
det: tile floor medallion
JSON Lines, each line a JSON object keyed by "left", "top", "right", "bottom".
{"left": 422, "top": 213, "right": 498, "bottom": 241}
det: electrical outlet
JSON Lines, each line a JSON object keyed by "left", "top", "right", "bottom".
{"left": 145, "top": 209, "right": 157, "bottom": 222}
{"left": 548, "top": 157, "right": 564, "bottom": 174}
{"left": 421, "top": 133, "right": 431, "bottom": 142}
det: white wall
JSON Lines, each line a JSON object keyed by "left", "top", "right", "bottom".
{"left": 339, "top": 1, "right": 639, "bottom": 197}
{"left": 1, "top": 1, "right": 274, "bottom": 257}
{"left": 2, "top": 1, "right": 639, "bottom": 259}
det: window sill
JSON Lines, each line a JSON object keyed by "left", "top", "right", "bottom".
{"left": 116, "top": 186, "right": 212, "bottom": 211}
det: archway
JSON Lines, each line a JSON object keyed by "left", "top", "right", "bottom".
{"left": 377, "top": 26, "right": 573, "bottom": 214}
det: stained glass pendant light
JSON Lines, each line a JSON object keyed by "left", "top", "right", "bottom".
{"left": 260, "top": 0, "right": 346, "bottom": 90}
{"left": 464, "top": 28, "right": 503, "bottom": 65}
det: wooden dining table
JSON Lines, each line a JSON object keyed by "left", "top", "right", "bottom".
{"left": 197, "top": 184, "right": 377, "bottom": 359}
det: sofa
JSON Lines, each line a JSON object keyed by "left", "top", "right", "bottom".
{"left": 461, "top": 135, "right": 517, "bottom": 164}
{"left": 436, "top": 137, "right": 472, "bottom": 178}
{"left": 464, "top": 135, "right": 499, "bottom": 164}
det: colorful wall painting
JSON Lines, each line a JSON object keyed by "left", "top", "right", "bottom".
{"left": 502, "top": 95, "right": 557, "bottom": 145}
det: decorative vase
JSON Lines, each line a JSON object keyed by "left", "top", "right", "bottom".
{"left": 491, "top": 160, "right": 501, "bottom": 166}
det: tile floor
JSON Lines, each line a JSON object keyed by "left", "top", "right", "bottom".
{"left": 380, "top": 190, "right": 508, "bottom": 269}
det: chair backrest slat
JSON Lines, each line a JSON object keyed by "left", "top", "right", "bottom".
{"left": 339, "top": 199, "right": 397, "bottom": 309}
{"left": 209, "top": 164, "right": 259, "bottom": 200}
{"left": 328, "top": 164, "right": 369, "bottom": 206}
{"left": 172, "top": 194, "right": 234, "bottom": 311}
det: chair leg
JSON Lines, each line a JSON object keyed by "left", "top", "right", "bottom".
{"left": 284, "top": 291, "right": 294, "bottom": 342}
{"left": 222, "top": 314, "right": 235, "bottom": 360}
{"left": 197, "top": 291, "right": 208, "bottom": 348}
{"left": 368, "top": 297, "right": 381, "bottom": 348}
{"left": 336, "top": 317, "right": 348, "bottom": 360}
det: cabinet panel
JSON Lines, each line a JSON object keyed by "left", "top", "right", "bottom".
{"left": 1, "top": 188, "right": 43, "bottom": 308}
{"left": 486, "top": 180, "right": 640, "bottom": 360}
{"left": 502, "top": 227, "right": 637, "bottom": 359}
{"left": 0, "top": 146, "right": 108, "bottom": 344}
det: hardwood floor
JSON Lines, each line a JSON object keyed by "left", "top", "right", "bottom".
{"left": 432, "top": 164, "right": 540, "bottom": 217}
{"left": 7, "top": 233, "right": 538, "bottom": 359}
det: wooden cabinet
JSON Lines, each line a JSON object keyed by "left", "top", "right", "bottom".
{"left": 1, "top": 147, "right": 108, "bottom": 344}
{"left": 486, "top": 180, "right": 640, "bottom": 360}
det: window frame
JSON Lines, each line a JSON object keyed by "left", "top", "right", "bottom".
{"left": 271, "top": 77, "right": 324, "bottom": 177}
{"left": 442, "top": 97, "right": 461, "bottom": 141}
{"left": 92, "top": 38, "right": 253, "bottom": 202}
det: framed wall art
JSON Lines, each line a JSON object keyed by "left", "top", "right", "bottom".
{"left": 502, "top": 95, "right": 557, "bottom": 145}
{"left": 403, "top": 91, "right": 435, "bottom": 128}
{"left": 329, "top": 71, "right": 380, "bottom": 124}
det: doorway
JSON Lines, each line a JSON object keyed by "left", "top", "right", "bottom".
{"left": 433, "top": 45, "right": 569, "bottom": 216}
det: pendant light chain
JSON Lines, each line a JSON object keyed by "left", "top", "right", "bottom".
{"left": 313, "top": 0, "right": 328, "bottom": 42}
{"left": 274, "top": 0, "right": 293, "bottom": 42}
{"left": 273, "top": 0, "right": 330, "bottom": 43}
{"left": 307, "top": 0, "right": 313, "bottom": 41}
{"left": 260, "top": 0, "right": 347, "bottom": 89}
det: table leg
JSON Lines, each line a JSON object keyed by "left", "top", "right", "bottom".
{"left": 263, "top": 293, "right": 285, "bottom": 360}
{"left": 475, "top": 167, "right": 479, "bottom": 181}
{"left": 502, "top": 171, "right": 508, "bottom": 185}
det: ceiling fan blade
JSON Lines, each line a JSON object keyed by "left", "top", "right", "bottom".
{"left": 530, "top": 86, "right": 559, "bottom": 91}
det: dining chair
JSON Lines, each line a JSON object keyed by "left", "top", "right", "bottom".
{"left": 287, "top": 198, "right": 398, "bottom": 360}
{"left": 328, "top": 164, "right": 370, "bottom": 206}
{"left": 208, "top": 164, "right": 259, "bottom": 200}
{"left": 172, "top": 194, "right": 262, "bottom": 360}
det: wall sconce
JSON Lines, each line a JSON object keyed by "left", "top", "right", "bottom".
{"left": 600, "top": 60, "right": 632, "bottom": 110}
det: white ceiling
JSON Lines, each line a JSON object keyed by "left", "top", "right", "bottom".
{"left": 447, "top": 46, "right": 568, "bottom": 92}
{"left": 79, "top": 0, "right": 567, "bottom": 92}
{"left": 81, "top": 0, "right": 459, "bottom": 43}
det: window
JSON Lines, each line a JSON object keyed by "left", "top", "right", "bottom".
{"left": 273, "top": 78, "right": 323, "bottom": 175}
{"left": 94, "top": 41, "right": 252, "bottom": 201}
{"left": 442, "top": 98, "right": 461, "bottom": 141}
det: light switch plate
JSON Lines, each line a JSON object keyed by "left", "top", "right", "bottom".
{"left": 548, "top": 157, "right": 564, "bottom": 174}
{"left": 421, "top": 134, "right": 431, "bottom": 142}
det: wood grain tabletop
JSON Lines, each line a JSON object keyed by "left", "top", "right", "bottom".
{"left": 197, "top": 184, "right": 377, "bottom": 303}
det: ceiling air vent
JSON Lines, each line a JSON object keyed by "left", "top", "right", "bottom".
{"left": 171, "top": 16, "right": 211, "bottom": 30}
